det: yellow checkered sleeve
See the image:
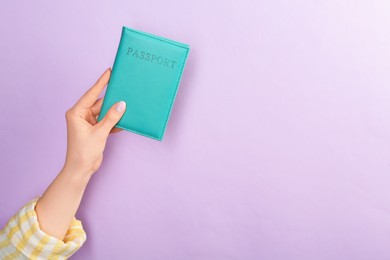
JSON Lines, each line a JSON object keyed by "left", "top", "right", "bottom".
{"left": 0, "top": 197, "right": 87, "bottom": 259}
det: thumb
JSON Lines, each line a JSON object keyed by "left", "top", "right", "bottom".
{"left": 96, "top": 101, "right": 126, "bottom": 135}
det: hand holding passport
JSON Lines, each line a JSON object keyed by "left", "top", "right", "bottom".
{"left": 97, "top": 26, "right": 190, "bottom": 141}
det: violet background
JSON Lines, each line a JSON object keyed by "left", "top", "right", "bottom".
{"left": 1, "top": 1, "right": 390, "bottom": 259}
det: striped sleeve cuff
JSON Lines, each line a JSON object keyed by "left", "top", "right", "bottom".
{"left": 4, "top": 197, "right": 87, "bottom": 259}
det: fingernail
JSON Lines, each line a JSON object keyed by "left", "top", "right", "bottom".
{"left": 115, "top": 101, "right": 126, "bottom": 112}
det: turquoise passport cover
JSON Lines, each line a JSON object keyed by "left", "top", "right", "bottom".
{"left": 97, "top": 26, "right": 190, "bottom": 141}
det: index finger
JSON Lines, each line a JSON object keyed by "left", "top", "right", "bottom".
{"left": 74, "top": 68, "right": 111, "bottom": 109}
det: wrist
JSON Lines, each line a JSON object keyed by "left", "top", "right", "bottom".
{"left": 60, "top": 164, "right": 92, "bottom": 187}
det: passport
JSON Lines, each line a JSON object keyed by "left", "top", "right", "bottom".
{"left": 97, "top": 26, "right": 190, "bottom": 141}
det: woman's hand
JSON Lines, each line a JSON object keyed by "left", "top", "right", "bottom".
{"left": 35, "top": 68, "right": 126, "bottom": 241}
{"left": 64, "top": 67, "right": 126, "bottom": 178}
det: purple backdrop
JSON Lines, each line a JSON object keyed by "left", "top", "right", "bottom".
{"left": 1, "top": 1, "right": 390, "bottom": 259}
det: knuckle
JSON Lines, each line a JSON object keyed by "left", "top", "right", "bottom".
{"left": 106, "top": 113, "right": 118, "bottom": 124}
{"left": 65, "top": 108, "right": 76, "bottom": 121}
{"left": 65, "top": 109, "right": 72, "bottom": 119}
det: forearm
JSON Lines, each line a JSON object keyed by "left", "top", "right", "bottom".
{"left": 35, "top": 165, "right": 91, "bottom": 241}
{"left": 33, "top": 68, "right": 122, "bottom": 242}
